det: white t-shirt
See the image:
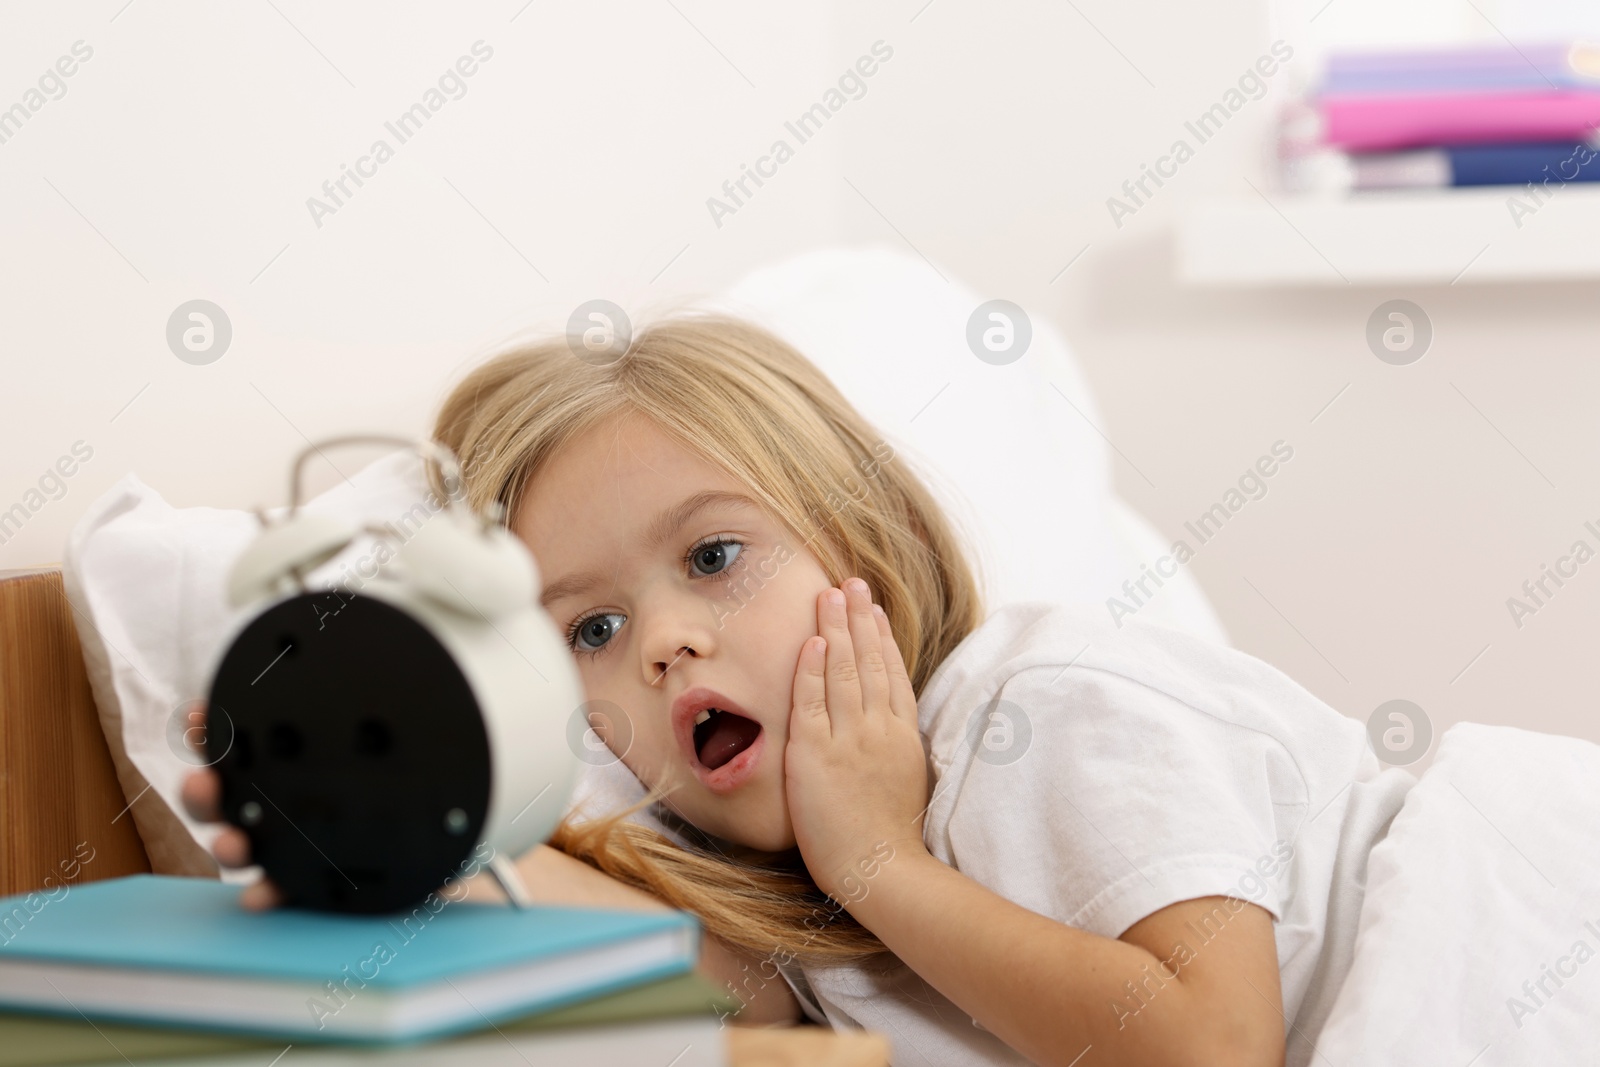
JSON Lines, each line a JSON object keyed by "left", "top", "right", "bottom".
{"left": 777, "top": 601, "right": 1418, "bottom": 1067}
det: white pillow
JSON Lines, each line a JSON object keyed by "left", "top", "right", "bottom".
{"left": 704, "top": 244, "right": 1225, "bottom": 643}
{"left": 708, "top": 245, "right": 1126, "bottom": 612}
{"left": 62, "top": 245, "right": 1223, "bottom": 876}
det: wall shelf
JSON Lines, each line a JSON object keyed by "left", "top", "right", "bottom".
{"left": 1178, "top": 184, "right": 1600, "bottom": 286}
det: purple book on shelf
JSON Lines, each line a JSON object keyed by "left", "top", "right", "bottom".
{"left": 1321, "top": 42, "right": 1600, "bottom": 95}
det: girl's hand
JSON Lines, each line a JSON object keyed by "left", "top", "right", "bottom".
{"left": 178, "top": 706, "right": 284, "bottom": 910}
{"left": 785, "top": 577, "right": 931, "bottom": 904}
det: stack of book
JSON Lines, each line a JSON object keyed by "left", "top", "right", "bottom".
{"left": 1280, "top": 41, "right": 1600, "bottom": 193}
{"left": 0, "top": 875, "right": 738, "bottom": 1066}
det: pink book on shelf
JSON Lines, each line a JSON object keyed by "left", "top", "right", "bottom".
{"left": 1317, "top": 90, "right": 1600, "bottom": 151}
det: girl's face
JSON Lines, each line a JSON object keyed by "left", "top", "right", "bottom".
{"left": 512, "top": 411, "right": 835, "bottom": 854}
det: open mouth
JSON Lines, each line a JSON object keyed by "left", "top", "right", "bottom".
{"left": 692, "top": 707, "right": 763, "bottom": 771}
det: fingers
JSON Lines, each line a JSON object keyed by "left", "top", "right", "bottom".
{"left": 790, "top": 635, "right": 831, "bottom": 740}
{"left": 817, "top": 587, "right": 864, "bottom": 723}
{"left": 239, "top": 879, "right": 283, "bottom": 911}
{"left": 180, "top": 767, "right": 222, "bottom": 823}
{"left": 842, "top": 578, "right": 891, "bottom": 720}
{"left": 178, "top": 705, "right": 281, "bottom": 913}
{"left": 871, "top": 605, "right": 919, "bottom": 724}
{"left": 810, "top": 578, "right": 902, "bottom": 732}
{"left": 212, "top": 826, "right": 254, "bottom": 868}
{"left": 178, "top": 756, "right": 257, "bottom": 875}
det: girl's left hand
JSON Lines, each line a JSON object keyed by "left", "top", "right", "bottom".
{"left": 785, "top": 577, "right": 931, "bottom": 904}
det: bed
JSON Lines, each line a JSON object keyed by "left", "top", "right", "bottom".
{"left": 18, "top": 244, "right": 1600, "bottom": 1063}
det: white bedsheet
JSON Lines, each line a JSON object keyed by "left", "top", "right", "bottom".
{"left": 1313, "top": 721, "right": 1600, "bottom": 1065}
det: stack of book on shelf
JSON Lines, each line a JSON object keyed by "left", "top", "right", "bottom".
{"left": 1279, "top": 41, "right": 1600, "bottom": 194}
{"left": 0, "top": 875, "right": 738, "bottom": 1066}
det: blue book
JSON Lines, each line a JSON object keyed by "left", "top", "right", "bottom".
{"left": 0, "top": 875, "right": 699, "bottom": 1045}
{"left": 1282, "top": 139, "right": 1600, "bottom": 192}
{"left": 1446, "top": 141, "right": 1600, "bottom": 186}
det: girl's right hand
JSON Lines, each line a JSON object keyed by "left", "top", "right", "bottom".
{"left": 178, "top": 705, "right": 284, "bottom": 911}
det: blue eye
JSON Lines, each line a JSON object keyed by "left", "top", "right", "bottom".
{"left": 568, "top": 612, "right": 625, "bottom": 654}
{"left": 565, "top": 536, "right": 747, "bottom": 658}
{"left": 688, "top": 536, "right": 742, "bottom": 577}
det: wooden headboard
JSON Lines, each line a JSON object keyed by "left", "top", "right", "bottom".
{"left": 0, "top": 568, "right": 151, "bottom": 896}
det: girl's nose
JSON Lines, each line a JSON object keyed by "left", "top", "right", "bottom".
{"left": 652, "top": 643, "right": 697, "bottom": 686}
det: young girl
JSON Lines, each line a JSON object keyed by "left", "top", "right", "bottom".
{"left": 184, "top": 313, "right": 1416, "bottom": 1067}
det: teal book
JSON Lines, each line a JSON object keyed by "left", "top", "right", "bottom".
{"left": 0, "top": 875, "right": 700, "bottom": 1045}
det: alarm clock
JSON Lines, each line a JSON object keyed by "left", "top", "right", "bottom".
{"left": 205, "top": 436, "right": 585, "bottom": 914}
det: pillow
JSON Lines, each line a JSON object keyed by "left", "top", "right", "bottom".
{"left": 704, "top": 245, "right": 1225, "bottom": 641}
{"left": 708, "top": 245, "right": 1124, "bottom": 611}
{"left": 62, "top": 245, "right": 1223, "bottom": 877}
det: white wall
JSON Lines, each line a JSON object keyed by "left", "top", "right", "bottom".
{"left": 4, "top": 1, "right": 1597, "bottom": 759}
{"left": 1, "top": 0, "right": 845, "bottom": 548}
{"left": 826, "top": 0, "right": 1600, "bottom": 757}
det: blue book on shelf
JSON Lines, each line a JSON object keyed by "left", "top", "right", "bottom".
{"left": 0, "top": 875, "right": 699, "bottom": 1045}
{"left": 1446, "top": 140, "right": 1600, "bottom": 186}
{"left": 1284, "top": 139, "right": 1600, "bottom": 193}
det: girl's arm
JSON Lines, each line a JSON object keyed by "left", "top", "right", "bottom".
{"left": 784, "top": 581, "right": 1286, "bottom": 1067}
{"left": 846, "top": 853, "right": 1285, "bottom": 1067}
{"left": 493, "top": 844, "right": 805, "bottom": 1029}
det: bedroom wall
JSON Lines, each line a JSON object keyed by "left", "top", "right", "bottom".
{"left": 3, "top": 0, "right": 1596, "bottom": 763}
{"left": 830, "top": 0, "right": 1600, "bottom": 759}
{"left": 0, "top": 0, "right": 845, "bottom": 554}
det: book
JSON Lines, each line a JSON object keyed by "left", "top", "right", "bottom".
{"left": 1320, "top": 42, "right": 1600, "bottom": 95}
{"left": 0, "top": 970, "right": 739, "bottom": 1067}
{"left": 0, "top": 875, "right": 700, "bottom": 1044}
{"left": 1281, "top": 139, "right": 1600, "bottom": 193}
{"left": 1310, "top": 89, "right": 1600, "bottom": 152}
{"left": 8, "top": 1017, "right": 730, "bottom": 1067}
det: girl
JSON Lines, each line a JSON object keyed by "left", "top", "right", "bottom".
{"left": 184, "top": 313, "right": 1415, "bottom": 1067}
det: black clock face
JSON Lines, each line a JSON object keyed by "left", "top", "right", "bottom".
{"left": 207, "top": 591, "right": 492, "bottom": 914}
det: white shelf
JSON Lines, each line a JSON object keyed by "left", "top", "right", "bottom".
{"left": 1178, "top": 185, "right": 1600, "bottom": 286}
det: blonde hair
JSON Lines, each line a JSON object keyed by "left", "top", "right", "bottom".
{"left": 431, "top": 312, "right": 986, "bottom": 967}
